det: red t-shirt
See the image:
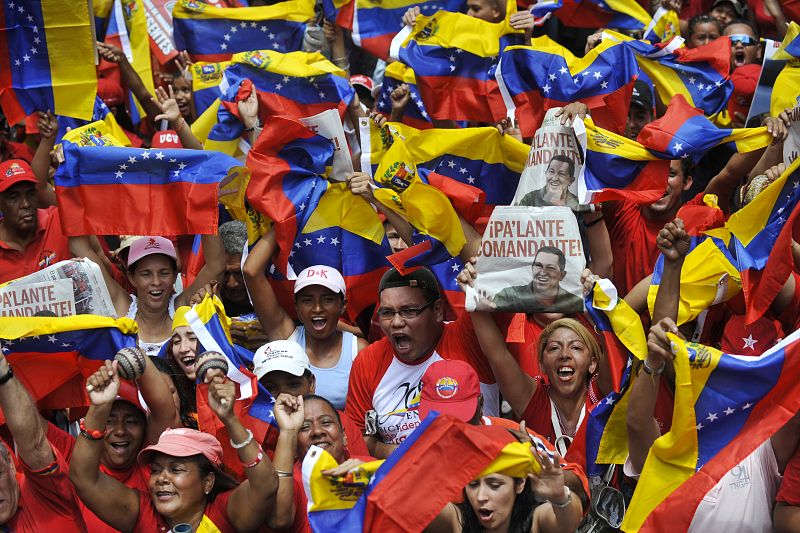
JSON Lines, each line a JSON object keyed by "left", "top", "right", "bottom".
{"left": 5, "top": 445, "right": 87, "bottom": 532}
{"left": 777, "top": 443, "right": 800, "bottom": 506}
{"left": 0, "top": 206, "right": 71, "bottom": 283}
{"left": 134, "top": 489, "right": 235, "bottom": 532}
{"left": 345, "top": 313, "right": 494, "bottom": 444}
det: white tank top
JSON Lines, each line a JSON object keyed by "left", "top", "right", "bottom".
{"left": 289, "top": 326, "right": 358, "bottom": 410}
{"left": 126, "top": 294, "right": 177, "bottom": 357}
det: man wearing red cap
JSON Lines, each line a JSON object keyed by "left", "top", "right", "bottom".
{"left": 0, "top": 159, "right": 70, "bottom": 283}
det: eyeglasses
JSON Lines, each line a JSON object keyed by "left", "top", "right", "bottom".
{"left": 377, "top": 299, "right": 438, "bottom": 321}
{"left": 729, "top": 34, "right": 757, "bottom": 46}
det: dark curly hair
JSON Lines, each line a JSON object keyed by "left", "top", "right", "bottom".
{"left": 457, "top": 477, "right": 538, "bottom": 533}
{"left": 149, "top": 355, "right": 198, "bottom": 430}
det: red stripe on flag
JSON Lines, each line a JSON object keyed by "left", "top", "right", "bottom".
{"left": 417, "top": 76, "right": 506, "bottom": 123}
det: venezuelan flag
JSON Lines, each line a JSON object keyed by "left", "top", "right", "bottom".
{"left": 172, "top": 0, "right": 313, "bottom": 62}
{"left": 303, "top": 413, "right": 521, "bottom": 533}
{"left": 55, "top": 120, "right": 246, "bottom": 236}
{"left": 0, "top": 314, "right": 137, "bottom": 419}
{"left": 56, "top": 95, "right": 131, "bottom": 147}
{"left": 642, "top": 6, "right": 680, "bottom": 44}
{"left": 614, "top": 33, "right": 733, "bottom": 118}
{"left": 0, "top": 0, "right": 97, "bottom": 124}
{"left": 103, "top": 0, "right": 154, "bottom": 120}
{"left": 554, "top": 0, "right": 651, "bottom": 31}
{"left": 622, "top": 329, "right": 800, "bottom": 532}
{"left": 770, "top": 22, "right": 800, "bottom": 116}
{"left": 92, "top": 0, "right": 113, "bottom": 40}
{"left": 192, "top": 50, "right": 354, "bottom": 155}
{"left": 375, "top": 62, "right": 432, "bottom": 130}
{"left": 360, "top": 119, "right": 528, "bottom": 224}
{"left": 389, "top": 5, "right": 524, "bottom": 123}
{"left": 349, "top": 0, "right": 465, "bottom": 60}
{"left": 637, "top": 94, "right": 772, "bottom": 162}
{"left": 773, "top": 21, "right": 800, "bottom": 61}
{"left": 496, "top": 36, "right": 638, "bottom": 137}
{"left": 581, "top": 116, "right": 670, "bottom": 204}
{"left": 190, "top": 59, "right": 232, "bottom": 117}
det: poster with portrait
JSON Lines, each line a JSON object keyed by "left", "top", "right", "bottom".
{"left": 464, "top": 206, "right": 585, "bottom": 314}
{"left": 511, "top": 107, "right": 587, "bottom": 210}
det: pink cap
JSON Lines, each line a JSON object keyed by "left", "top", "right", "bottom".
{"left": 293, "top": 265, "right": 346, "bottom": 296}
{"left": 138, "top": 427, "right": 223, "bottom": 466}
{"left": 127, "top": 236, "right": 177, "bottom": 268}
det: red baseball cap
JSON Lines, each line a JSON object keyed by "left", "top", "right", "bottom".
{"left": 0, "top": 159, "right": 37, "bottom": 193}
{"left": 419, "top": 360, "right": 480, "bottom": 422}
{"left": 151, "top": 130, "right": 183, "bottom": 149}
{"left": 728, "top": 64, "right": 760, "bottom": 120}
{"left": 98, "top": 77, "right": 125, "bottom": 108}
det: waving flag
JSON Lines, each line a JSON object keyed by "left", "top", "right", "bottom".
{"left": 192, "top": 50, "right": 354, "bottom": 155}
{"left": 190, "top": 59, "right": 232, "bottom": 117}
{"left": 648, "top": 158, "right": 800, "bottom": 326}
{"left": 0, "top": 315, "right": 137, "bottom": 419}
{"left": 771, "top": 22, "right": 800, "bottom": 117}
{"left": 303, "top": 413, "right": 519, "bottom": 533}
{"left": 553, "top": 0, "right": 650, "bottom": 31}
{"left": 637, "top": 94, "right": 773, "bottom": 162}
{"left": 360, "top": 120, "right": 528, "bottom": 224}
{"left": 93, "top": 0, "right": 113, "bottom": 40}
{"left": 0, "top": 0, "right": 97, "bottom": 123}
{"left": 623, "top": 330, "right": 800, "bottom": 532}
{"left": 172, "top": 0, "right": 313, "bottom": 62}
{"left": 56, "top": 95, "right": 131, "bottom": 147}
{"left": 642, "top": 6, "right": 680, "bottom": 44}
{"left": 55, "top": 121, "right": 244, "bottom": 236}
{"left": 102, "top": 0, "right": 154, "bottom": 120}
{"left": 773, "top": 21, "right": 800, "bottom": 61}
{"left": 375, "top": 62, "right": 432, "bottom": 129}
{"left": 615, "top": 34, "right": 733, "bottom": 118}
{"left": 496, "top": 36, "right": 638, "bottom": 137}
{"left": 349, "top": 0, "right": 465, "bottom": 60}
{"left": 580, "top": 116, "right": 670, "bottom": 204}
{"left": 389, "top": 8, "right": 523, "bottom": 123}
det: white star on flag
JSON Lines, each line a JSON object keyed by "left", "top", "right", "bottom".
{"left": 178, "top": 162, "right": 187, "bottom": 170}
{"left": 48, "top": 335, "right": 57, "bottom": 343}
{"left": 559, "top": 66, "right": 568, "bottom": 74}
{"left": 230, "top": 26, "right": 237, "bottom": 33}
{"left": 155, "top": 152, "right": 164, "bottom": 160}
{"left": 447, "top": 160, "right": 456, "bottom": 168}
{"left": 119, "top": 163, "right": 128, "bottom": 170}
{"left": 240, "top": 21, "right": 247, "bottom": 28}
{"left": 115, "top": 171, "right": 124, "bottom": 179}
{"left": 697, "top": 83, "right": 704, "bottom": 90}
{"left": 467, "top": 176, "right": 475, "bottom": 184}
{"left": 22, "top": 54, "right": 30, "bottom": 61}
{"left": 224, "top": 34, "right": 230, "bottom": 41}
{"left": 450, "top": 263, "right": 459, "bottom": 272}
{"left": 742, "top": 402, "right": 752, "bottom": 410}
{"left": 706, "top": 412, "right": 718, "bottom": 422}
{"left": 317, "top": 235, "right": 326, "bottom": 244}
{"left": 673, "top": 142, "right": 683, "bottom": 152}
{"left": 128, "top": 156, "right": 137, "bottom": 164}
{"left": 688, "top": 76, "right": 695, "bottom": 84}
{"left": 283, "top": 76, "right": 290, "bottom": 83}
{"left": 724, "top": 406, "right": 735, "bottom": 416}
{"left": 548, "top": 73, "right": 556, "bottom": 81}
{"left": 542, "top": 84, "right": 551, "bottom": 94}
{"left": 600, "top": 81, "right": 608, "bottom": 89}
{"left": 221, "top": 43, "right": 228, "bottom": 51}
{"left": 330, "top": 237, "right": 340, "bottom": 245}
{"left": 592, "top": 71, "right": 602, "bottom": 79}
{"left": 304, "top": 238, "right": 312, "bottom": 246}
{"left": 459, "top": 167, "right": 467, "bottom": 174}
{"left": 742, "top": 334, "right": 757, "bottom": 350}
{"left": 269, "top": 33, "right": 276, "bottom": 40}
{"left": 141, "top": 150, "right": 150, "bottom": 159}
{"left": 299, "top": 202, "right": 306, "bottom": 211}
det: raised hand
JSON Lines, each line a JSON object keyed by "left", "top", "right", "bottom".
{"left": 153, "top": 85, "right": 181, "bottom": 124}
{"left": 656, "top": 218, "right": 690, "bottom": 263}
{"left": 237, "top": 86, "right": 259, "bottom": 130}
{"left": 346, "top": 172, "right": 377, "bottom": 203}
{"left": 509, "top": 10, "right": 535, "bottom": 30}
{"left": 555, "top": 102, "right": 589, "bottom": 126}
{"left": 36, "top": 111, "right": 58, "bottom": 141}
{"left": 86, "top": 360, "right": 121, "bottom": 407}
{"left": 528, "top": 448, "right": 568, "bottom": 504}
{"left": 581, "top": 268, "right": 599, "bottom": 297}
{"left": 390, "top": 84, "right": 411, "bottom": 111}
{"left": 97, "top": 42, "right": 125, "bottom": 64}
{"left": 646, "top": 317, "right": 682, "bottom": 370}
{"left": 188, "top": 280, "right": 219, "bottom": 306}
{"left": 456, "top": 257, "right": 479, "bottom": 290}
{"left": 174, "top": 50, "right": 193, "bottom": 76}
{"left": 274, "top": 393, "right": 304, "bottom": 432}
{"left": 369, "top": 110, "right": 387, "bottom": 129}
{"left": 208, "top": 376, "right": 235, "bottom": 421}
{"left": 402, "top": 6, "right": 420, "bottom": 27}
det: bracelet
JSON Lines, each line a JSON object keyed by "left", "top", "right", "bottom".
{"left": 241, "top": 446, "right": 264, "bottom": 469}
{"left": 230, "top": 428, "right": 254, "bottom": 449}
{"left": 275, "top": 469, "right": 294, "bottom": 478}
{"left": 549, "top": 487, "right": 572, "bottom": 509}
{"left": 0, "top": 366, "right": 14, "bottom": 386}
{"left": 79, "top": 419, "right": 106, "bottom": 440}
{"left": 584, "top": 216, "right": 604, "bottom": 228}
{"left": 642, "top": 358, "right": 666, "bottom": 376}
{"left": 243, "top": 121, "right": 260, "bottom": 133}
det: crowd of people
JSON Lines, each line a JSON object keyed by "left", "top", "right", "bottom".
{"left": 0, "top": 0, "right": 799, "bottom": 531}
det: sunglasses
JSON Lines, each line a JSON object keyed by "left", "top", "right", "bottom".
{"left": 729, "top": 34, "right": 757, "bottom": 46}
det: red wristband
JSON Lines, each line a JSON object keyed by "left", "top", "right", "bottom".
{"left": 241, "top": 446, "right": 264, "bottom": 469}
{"left": 79, "top": 419, "right": 106, "bottom": 440}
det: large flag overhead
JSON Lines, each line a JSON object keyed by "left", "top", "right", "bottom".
{"left": 0, "top": 314, "right": 138, "bottom": 419}
{"left": 55, "top": 121, "right": 244, "bottom": 236}
{"left": 0, "top": 0, "right": 97, "bottom": 123}
{"left": 648, "top": 158, "right": 800, "bottom": 326}
{"left": 389, "top": 7, "right": 523, "bottom": 123}
{"left": 172, "top": 0, "right": 313, "bottom": 62}
{"left": 347, "top": 0, "right": 466, "bottom": 60}
{"left": 622, "top": 329, "right": 800, "bottom": 532}
{"left": 496, "top": 36, "right": 638, "bottom": 137}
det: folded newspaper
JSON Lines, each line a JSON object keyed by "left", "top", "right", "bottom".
{"left": 1, "top": 259, "right": 116, "bottom": 317}
{"left": 465, "top": 206, "right": 585, "bottom": 314}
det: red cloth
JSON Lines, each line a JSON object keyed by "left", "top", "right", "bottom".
{"left": 345, "top": 312, "right": 494, "bottom": 434}
{"left": 1, "top": 140, "right": 35, "bottom": 163}
{"left": 777, "top": 443, "right": 800, "bottom": 506}
{"left": 518, "top": 377, "right": 601, "bottom": 448}
{"left": 0, "top": 206, "right": 71, "bottom": 283}
{"left": 6, "top": 445, "right": 87, "bottom": 532}
{"left": 134, "top": 489, "right": 235, "bottom": 532}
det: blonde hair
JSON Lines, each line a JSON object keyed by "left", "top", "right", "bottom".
{"left": 537, "top": 318, "right": 602, "bottom": 376}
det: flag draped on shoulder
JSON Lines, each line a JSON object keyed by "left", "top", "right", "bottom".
{"left": 303, "top": 413, "right": 523, "bottom": 533}
{"left": 648, "top": 158, "right": 800, "bottom": 326}
{"left": 622, "top": 330, "right": 800, "bottom": 532}
{"left": 375, "top": 62, "right": 432, "bottom": 129}
{"left": 0, "top": 315, "right": 137, "bottom": 419}
{"left": 172, "top": 0, "right": 313, "bottom": 62}
{"left": 0, "top": 0, "right": 98, "bottom": 123}
{"left": 389, "top": 7, "right": 523, "bottom": 123}
{"left": 496, "top": 36, "right": 638, "bottom": 137}
{"left": 55, "top": 121, "right": 244, "bottom": 236}
{"left": 348, "top": 0, "right": 466, "bottom": 60}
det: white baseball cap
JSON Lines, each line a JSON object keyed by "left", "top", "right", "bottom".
{"left": 253, "top": 340, "right": 310, "bottom": 380}
{"left": 293, "top": 265, "right": 346, "bottom": 296}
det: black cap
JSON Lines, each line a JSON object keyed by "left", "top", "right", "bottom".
{"left": 378, "top": 267, "right": 441, "bottom": 298}
{"left": 630, "top": 79, "right": 654, "bottom": 111}
{"left": 712, "top": 0, "right": 744, "bottom": 17}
